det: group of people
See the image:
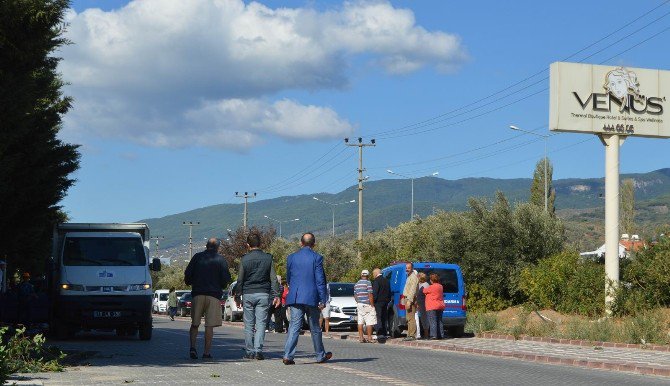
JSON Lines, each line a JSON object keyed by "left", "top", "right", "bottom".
{"left": 183, "top": 232, "right": 332, "bottom": 365}
{"left": 351, "top": 263, "right": 446, "bottom": 342}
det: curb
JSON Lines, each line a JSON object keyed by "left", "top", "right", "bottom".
{"left": 171, "top": 317, "right": 670, "bottom": 378}
{"left": 476, "top": 332, "right": 670, "bottom": 352}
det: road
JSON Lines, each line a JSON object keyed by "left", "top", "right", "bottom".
{"left": 20, "top": 317, "right": 669, "bottom": 385}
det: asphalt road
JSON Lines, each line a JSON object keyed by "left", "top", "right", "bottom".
{"left": 20, "top": 317, "right": 670, "bottom": 385}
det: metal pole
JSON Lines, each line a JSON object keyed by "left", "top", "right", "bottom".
{"left": 411, "top": 177, "right": 415, "bottom": 219}
{"left": 544, "top": 138, "right": 548, "bottom": 212}
{"left": 332, "top": 207, "right": 335, "bottom": 237}
{"left": 279, "top": 222, "right": 282, "bottom": 239}
{"left": 243, "top": 196, "right": 248, "bottom": 229}
{"left": 358, "top": 145, "right": 363, "bottom": 259}
{"left": 601, "top": 134, "right": 623, "bottom": 315}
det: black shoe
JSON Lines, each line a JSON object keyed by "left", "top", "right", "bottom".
{"left": 282, "top": 358, "right": 295, "bottom": 365}
{"left": 255, "top": 352, "right": 265, "bottom": 360}
{"left": 243, "top": 352, "right": 255, "bottom": 360}
{"left": 202, "top": 353, "right": 213, "bottom": 360}
{"left": 189, "top": 348, "right": 198, "bottom": 359}
{"left": 316, "top": 352, "right": 332, "bottom": 364}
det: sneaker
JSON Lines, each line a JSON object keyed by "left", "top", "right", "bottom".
{"left": 255, "top": 352, "right": 265, "bottom": 360}
{"left": 316, "top": 352, "right": 333, "bottom": 364}
{"left": 282, "top": 358, "right": 295, "bottom": 365}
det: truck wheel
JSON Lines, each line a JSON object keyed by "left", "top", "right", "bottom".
{"left": 390, "top": 312, "right": 402, "bottom": 338}
{"left": 448, "top": 325, "right": 465, "bottom": 338}
{"left": 139, "top": 323, "right": 152, "bottom": 340}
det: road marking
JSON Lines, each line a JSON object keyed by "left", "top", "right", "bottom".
{"left": 319, "top": 363, "right": 418, "bottom": 386}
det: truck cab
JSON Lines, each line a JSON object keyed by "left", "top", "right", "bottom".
{"left": 50, "top": 223, "right": 160, "bottom": 340}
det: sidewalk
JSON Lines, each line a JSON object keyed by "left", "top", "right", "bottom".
{"left": 213, "top": 318, "right": 670, "bottom": 378}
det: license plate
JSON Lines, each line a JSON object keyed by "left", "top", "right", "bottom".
{"left": 94, "top": 311, "right": 121, "bottom": 317}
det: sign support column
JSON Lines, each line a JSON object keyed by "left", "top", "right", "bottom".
{"left": 599, "top": 133, "right": 625, "bottom": 315}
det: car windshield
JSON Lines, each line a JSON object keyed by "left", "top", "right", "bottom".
{"left": 159, "top": 293, "right": 169, "bottom": 301}
{"left": 329, "top": 283, "right": 354, "bottom": 297}
{"left": 181, "top": 293, "right": 192, "bottom": 300}
{"left": 416, "top": 268, "right": 459, "bottom": 293}
{"left": 63, "top": 237, "right": 145, "bottom": 266}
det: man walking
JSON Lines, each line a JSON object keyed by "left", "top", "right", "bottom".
{"left": 283, "top": 233, "right": 332, "bottom": 365}
{"left": 184, "top": 238, "right": 231, "bottom": 360}
{"left": 235, "top": 233, "right": 280, "bottom": 360}
{"left": 402, "top": 263, "right": 419, "bottom": 341}
{"left": 355, "top": 270, "right": 376, "bottom": 343}
{"left": 372, "top": 268, "right": 390, "bottom": 339}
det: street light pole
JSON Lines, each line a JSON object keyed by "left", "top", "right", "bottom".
{"left": 345, "top": 137, "right": 375, "bottom": 260}
{"left": 509, "top": 125, "right": 550, "bottom": 212}
{"left": 235, "top": 192, "right": 256, "bottom": 229}
{"left": 264, "top": 215, "right": 300, "bottom": 239}
{"left": 182, "top": 221, "right": 200, "bottom": 258}
{"left": 313, "top": 197, "right": 356, "bottom": 236}
{"left": 387, "top": 170, "right": 439, "bottom": 219}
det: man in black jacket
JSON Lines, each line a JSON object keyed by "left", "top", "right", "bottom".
{"left": 184, "top": 238, "right": 231, "bottom": 360}
{"left": 372, "top": 268, "right": 391, "bottom": 339}
{"left": 234, "top": 232, "right": 280, "bottom": 360}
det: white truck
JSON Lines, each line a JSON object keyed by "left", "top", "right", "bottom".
{"left": 49, "top": 223, "right": 161, "bottom": 340}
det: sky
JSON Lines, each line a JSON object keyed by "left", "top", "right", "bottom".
{"left": 60, "top": 0, "right": 670, "bottom": 223}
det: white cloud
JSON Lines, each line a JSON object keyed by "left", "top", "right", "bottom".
{"left": 60, "top": 0, "right": 466, "bottom": 149}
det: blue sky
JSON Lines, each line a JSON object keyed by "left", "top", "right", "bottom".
{"left": 61, "top": 0, "right": 670, "bottom": 222}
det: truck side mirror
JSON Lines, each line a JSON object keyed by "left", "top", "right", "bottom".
{"left": 151, "top": 258, "right": 162, "bottom": 272}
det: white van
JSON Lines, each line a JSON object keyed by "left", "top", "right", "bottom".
{"left": 153, "top": 289, "right": 169, "bottom": 314}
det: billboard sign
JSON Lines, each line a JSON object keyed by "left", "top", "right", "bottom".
{"left": 550, "top": 62, "right": 669, "bottom": 138}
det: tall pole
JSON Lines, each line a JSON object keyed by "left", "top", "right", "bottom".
{"left": 182, "top": 222, "right": 200, "bottom": 258}
{"left": 235, "top": 192, "right": 256, "bottom": 229}
{"left": 411, "top": 178, "right": 415, "bottom": 219}
{"left": 150, "top": 236, "right": 165, "bottom": 259}
{"left": 601, "top": 134, "right": 624, "bottom": 315}
{"left": 313, "top": 197, "right": 355, "bottom": 237}
{"left": 345, "top": 137, "right": 375, "bottom": 260}
{"left": 544, "top": 137, "right": 548, "bottom": 212}
{"left": 264, "top": 215, "right": 299, "bottom": 239}
{"left": 332, "top": 207, "right": 335, "bottom": 237}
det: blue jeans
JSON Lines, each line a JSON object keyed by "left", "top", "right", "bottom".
{"left": 283, "top": 304, "right": 327, "bottom": 361}
{"left": 427, "top": 309, "right": 444, "bottom": 339}
{"left": 243, "top": 293, "right": 270, "bottom": 354}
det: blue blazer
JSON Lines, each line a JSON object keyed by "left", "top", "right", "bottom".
{"left": 285, "top": 247, "right": 328, "bottom": 307}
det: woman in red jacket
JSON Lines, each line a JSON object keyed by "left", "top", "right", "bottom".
{"left": 422, "top": 273, "right": 445, "bottom": 339}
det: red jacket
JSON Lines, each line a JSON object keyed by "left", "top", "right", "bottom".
{"left": 423, "top": 283, "right": 445, "bottom": 311}
{"left": 282, "top": 286, "right": 289, "bottom": 306}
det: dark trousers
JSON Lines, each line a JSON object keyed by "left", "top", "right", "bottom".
{"left": 418, "top": 305, "right": 430, "bottom": 338}
{"left": 427, "top": 310, "right": 444, "bottom": 339}
{"left": 374, "top": 302, "right": 388, "bottom": 336}
{"left": 273, "top": 305, "right": 285, "bottom": 332}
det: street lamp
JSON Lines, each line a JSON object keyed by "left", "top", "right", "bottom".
{"left": 313, "top": 197, "right": 356, "bottom": 236}
{"left": 264, "top": 215, "right": 300, "bottom": 238}
{"left": 386, "top": 170, "right": 439, "bottom": 219}
{"left": 509, "top": 125, "right": 550, "bottom": 212}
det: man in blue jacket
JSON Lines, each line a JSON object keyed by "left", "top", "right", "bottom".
{"left": 282, "top": 233, "right": 332, "bottom": 365}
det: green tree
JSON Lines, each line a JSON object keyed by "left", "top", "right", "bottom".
{"left": 620, "top": 178, "right": 635, "bottom": 235}
{"left": 529, "top": 158, "right": 555, "bottom": 214}
{"left": 0, "top": 0, "right": 80, "bottom": 275}
{"left": 219, "top": 226, "right": 276, "bottom": 275}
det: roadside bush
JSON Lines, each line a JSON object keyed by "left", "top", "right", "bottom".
{"left": 465, "top": 313, "right": 499, "bottom": 333}
{"left": 0, "top": 327, "right": 65, "bottom": 383}
{"left": 466, "top": 283, "right": 510, "bottom": 313}
{"left": 561, "top": 318, "right": 614, "bottom": 343}
{"left": 519, "top": 251, "right": 604, "bottom": 316}
{"left": 614, "top": 238, "right": 670, "bottom": 315}
{"left": 618, "top": 310, "right": 668, "bottom": 345}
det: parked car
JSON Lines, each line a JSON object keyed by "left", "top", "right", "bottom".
{"left": 177, "top": 292, "right": 192, "bottom": 317}
{"left": 223, "top": 281, "right": 243, "bottom": 321}
{"left": 152, "top": 289, "right": 169, "bottom": 314}
{"left": 175, "top": 290, "right": 190, "bottom": 300}
{"left": 382, "top": 262, "right": 466, "bottom": 338}
{"left": 325, "top": 282, "right": 357, "bottom": 329}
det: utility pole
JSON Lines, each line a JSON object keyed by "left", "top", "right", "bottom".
{"left": 345, "top": 137, "right": 375, "bottom": 260}
{"left": 182, "top": 221, "right": 200, "bottom": 258}
{"left": 149, "top": 236, "right": 165, "bottom": 259}
{"left": 235, "top": 192, "right": 256, "bottom": 229}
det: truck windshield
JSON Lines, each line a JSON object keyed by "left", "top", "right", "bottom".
{"left": 416, "top": 268, "right": 459, "bottom": 294}
{"left": 63, "top": 237, "right": 146, "bottom": 266}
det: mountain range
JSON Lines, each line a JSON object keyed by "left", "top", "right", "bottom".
{"left": 142, "top": 168, "right": 670, "bottom": 251}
